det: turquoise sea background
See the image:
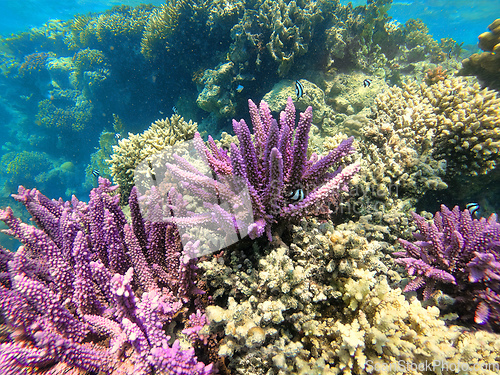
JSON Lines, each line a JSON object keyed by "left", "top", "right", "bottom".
{"left": 1, "top": 0, "right": 499, "bottom": 45}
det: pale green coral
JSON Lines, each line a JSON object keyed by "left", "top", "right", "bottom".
{"left": 108, "top": 114, "right": 197, "bottom": 203}
{"left": 195, "top": 61, "right": 237, "bottom": 117}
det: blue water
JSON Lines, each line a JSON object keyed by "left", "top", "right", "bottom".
{"left": 1, "top": 0, "right": 498, "bottom": 46}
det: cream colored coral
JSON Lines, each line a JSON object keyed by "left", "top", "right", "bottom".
{"left": 108, "top": 114, "right": 196, "bottom": 202}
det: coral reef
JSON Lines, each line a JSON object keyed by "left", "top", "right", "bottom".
{"left": 424, "top": 65, "right": 448, "bottom": 85}
{"left": 154, "top": 97, "right": 358, "bottom": 241}
{"left": 195, "top": 62, "right": 237, "bottom": 118}
{"left": 460, "top": 19, "right": 500, "bottom": 91}
{"left": 72, "top": 48, "right": 110, "bottom": 96}
{"left": 108, "top": 114, "right": 197, "bottom": 203}
{"left": 201, "top": 216, "right": 500, "bottom": 374}
{"left": 0, "top": 179, "right": 213, "bottom": 374}
{"left": 140, "top": 0, "right": 188, "bottom": 60}
{"left": 35, "top": 90, "right": 94, "bottom": 133}
{"left": 0, "top": 151, "right": 53, "bottom": 189}
{"left": 69, "top": 5, "right": 153, "bottom": 50}
{"left": 262, "top": 79, "right": 333, "bottom": 124}
{"left": 365, "top": 77, "right": 500, "bottom": 179}
{"left": 395, "top": 205, "right": 500, "bottom": 330}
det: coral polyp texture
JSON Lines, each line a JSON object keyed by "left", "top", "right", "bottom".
{"left": 395, "top": 205, "right": 500, "bottom": 330}
{"left": 157, "top": 97, "right": 359, "bottom": 241}
{"left": 109, "top": 114, "right": 197, "bottom": 203}
{"left": 460, "top": 19, "right": 500, "bottom": 90}
{"left": 0, "top": 178, "right": 213, "bottom": 374}
{"left": 366, "top": 77, "right": 500, "bottom": 178}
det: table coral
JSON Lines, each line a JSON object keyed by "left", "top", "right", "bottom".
{"left": 0, "top": 151, "right": 53, "bottom": 188}
{"left": 0, "top": 178, "right": 213, "bottom": 374}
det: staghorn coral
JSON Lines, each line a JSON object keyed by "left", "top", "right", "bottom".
{"left": 395, "top": 205, "right": 500, "bottom": 330}
{"left": 0, "top": 179, "right": 213, "bottom": 374}
{"left": 108, "top": 114, "right": 197, "bottom": 204}
{"left": 460, "top": 19, "right": 500, "bottom": 91}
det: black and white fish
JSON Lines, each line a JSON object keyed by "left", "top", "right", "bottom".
{"left": 114, "top": 133, "right": 121, "bottom": 141}
{"left": 466, "top": 202, "right": 481, "bottom": 218}
{"left": 295, "top": 80, "right": 304, "bottom": 100}
{"left": 172, "top": 106, "right": 178, "bottom": 115}
{"left": 288, "top": 188, "right": 305, "bottom": 202}
{"left": 92, "top": 169, "right": 100, "bottom": 178}
{"left": 363, "top": 79, "right": 372, "bottom": 87}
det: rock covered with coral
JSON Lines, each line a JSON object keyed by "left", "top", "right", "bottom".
{"left": 200, "top": 216, "right": 500, "bottom": 375}
{"left": 0, "top": 178, "right": 213, "bottom": 374}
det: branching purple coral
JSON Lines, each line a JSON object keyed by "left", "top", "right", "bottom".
{"left": 159, "top": 97, "right": 358, "bottom": 241}
{"left": 395, "top": 204, "right": 500, "bottom": 329}
{"left": 0, "top": 178, "right": 213, "bottom": 374}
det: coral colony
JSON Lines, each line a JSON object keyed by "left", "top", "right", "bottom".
{"left": 395, "top": 205, "right": 500, "bottom": 328}
{"left": 0, "top": 98, "right": 358, "bottom": 373}
{"left": 0, "top": 179, "right": 212, "bottom": 374}
{"left": 143, "top": 97, "right": 359, "bottom": 244}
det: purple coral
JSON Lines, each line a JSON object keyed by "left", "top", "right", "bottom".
{"left": 163, "top": 97, "right": 358, "bottom": 241}
{"left": 395, "top": 204, "right": 500, "bottom": 329}
{"left": 0, "top": 178, "right": 213, "bottom": 374}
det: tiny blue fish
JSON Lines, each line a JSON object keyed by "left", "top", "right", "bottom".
{"left": 288, "top": 188, "right": 304, "bottom": 202}
{"left": 172, "top": 106, "right": 178, "bottom": 115}
{"left": 466, "top": 202, "right": 481, "bottom": 218}
{"left": 363, "top": 79, "right": 372, "bottom": 87}
{"left": 92, "top": 169, "right": 100, "bottom": 178}
{"left": 236, "top": 84, "right": 244, "bottom": 93}
{"left": 295, "top": 80, "right": 304, "bottom": 100}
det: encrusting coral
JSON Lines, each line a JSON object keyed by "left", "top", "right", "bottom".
{"left": 108, "top": 114, "right": 197, "bottom": 204}
{"left": 0, "top": 178, "right": 213, "bottom": 374}
{"left": 395, "top": 205, "right": 500, "bottom": 330}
